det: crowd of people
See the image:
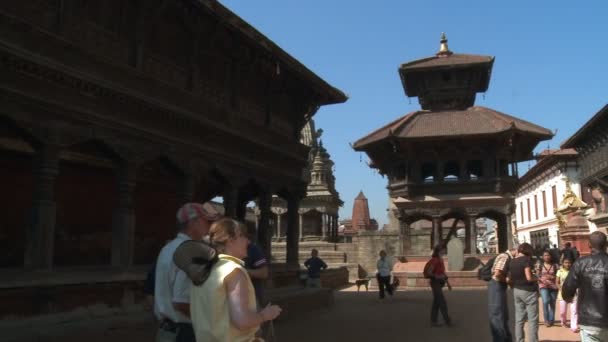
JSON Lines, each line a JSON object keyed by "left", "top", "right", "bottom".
{"left": 143, "top": 201, "right": 607, "bottom": 342}
{"left": 488, "top": 234, "right": 608, "bottom": 342}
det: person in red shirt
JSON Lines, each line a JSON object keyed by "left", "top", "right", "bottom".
{"left": 426, "top": 245, "right": 452, "bottom": 327}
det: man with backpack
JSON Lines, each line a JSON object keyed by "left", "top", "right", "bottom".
{"left": 486, "top": 245, "right": 518, "bottom": 342}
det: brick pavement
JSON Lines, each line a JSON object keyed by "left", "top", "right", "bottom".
{"left": 9, "top": 286, "right": 582, "bottom": 342}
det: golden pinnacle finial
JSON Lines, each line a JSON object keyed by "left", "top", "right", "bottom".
{"left": 437, "top": 32, "right": 453, "bottom": 57}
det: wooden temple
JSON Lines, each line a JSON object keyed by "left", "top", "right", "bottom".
{"left": 353, "top": 34, "right": 553, "bottom": 255}
{"left": 0, "top": 0, "right": 346, "bottom": 319}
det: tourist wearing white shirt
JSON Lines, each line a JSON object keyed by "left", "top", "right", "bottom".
{"left": 376, "top": 250, "right": 394, "bottom": 299}
{"left": 154, "top": 202, "right": 221, "bottom": 342}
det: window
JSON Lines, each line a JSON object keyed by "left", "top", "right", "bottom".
{"left": 467, "top": 160, "right": 483, "bottom": 180}
{"left": 443, "top": 161, "right": 460, "bottom": 182}
{"left": 520, "top": 202, "right": 524, "bottom": 225}
{"left": 421, "top": 162, "right": 436, "bottom": 183}
{"left": 542, "top": 191, "right": 547, "bottom": 218}
{"left": 527, "top": 198, "right": 531, "bottom": 223}
{"left": 552, "top": 185, "right": 558, "bottom": 210}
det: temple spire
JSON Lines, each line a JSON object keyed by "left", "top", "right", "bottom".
{"left": 437, "top": 32, "right": 453, "bottom": 57}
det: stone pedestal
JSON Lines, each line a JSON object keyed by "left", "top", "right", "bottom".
{"left": 447, "top": 237, "right": 464, "bottom": 271}
{"left": 560, "top": 213, "right": 592, "bottom": 255}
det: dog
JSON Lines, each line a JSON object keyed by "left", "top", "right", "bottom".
{"left": 355, "top": 278, "right": 370, "bottom": 292}
{"left": 391, "top": 276, "right": 400, "bottom": 290}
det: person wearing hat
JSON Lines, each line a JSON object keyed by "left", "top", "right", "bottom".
{"left": 154, "top": 202, "right": 221, "bottom": 342}
{"left": 189, "top": 218, "right": 282, "bottom": 342}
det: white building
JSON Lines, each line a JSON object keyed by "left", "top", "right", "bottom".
{"left": 515, "top": 149, "right": 579, "bottom": 249}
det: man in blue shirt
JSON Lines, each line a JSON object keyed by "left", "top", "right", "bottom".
{"left": 304, "top": 249, "right": 328, "bottom": 288}
{"left": 244, "top": 242, "right": 269, "bottom": 306}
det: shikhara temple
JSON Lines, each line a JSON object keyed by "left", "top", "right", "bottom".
{"left": 354, "top": 34, "right": 553, "bottom": 255}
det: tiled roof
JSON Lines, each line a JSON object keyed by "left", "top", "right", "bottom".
{"left": 353, "top": 106, "right": 553, "bottom": 149}
{"left": 537, "top": 148, "right": 577, "bottom": 158}
{"left": 400, "top": 53, "right": 494, "bottom": 70}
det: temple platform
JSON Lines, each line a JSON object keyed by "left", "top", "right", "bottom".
{"left": 390, "top": 254, "right": 495, "bottom": 288}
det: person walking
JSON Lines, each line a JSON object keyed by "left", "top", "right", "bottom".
{"left": 304, "top": 249, "right": 328, "bottom": 288}
{"left": 376, "top": 250, "right": 394, "bottom": 299}
{"left": 488, "top": 245, "right": 518, "bottom": 342}
{"left": 509, "top": 243, "right": 539, "bottom": 342}
{"left": 561, "top": 242, "right": 578, "bottom": 264}
{"left": 537, "top": 250, "right": 559, "bottom": 327}
{"left": 424, "top": 245, "right": 452, "bottom": 327}
{"left": 154, "top": 202, "right": 221, "bottom": 342}
{"left": 556, "top": 258, "right": 578, "bottom": 332}
{"left": 549, "top": 244, "right": 561, "bottom": 266}
{"left": 562, "top": 231, "right": 608, "bottom": 341}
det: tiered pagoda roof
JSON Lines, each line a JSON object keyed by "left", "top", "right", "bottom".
{"left": 354, "top": 106, "right": 552, "bottom": 148}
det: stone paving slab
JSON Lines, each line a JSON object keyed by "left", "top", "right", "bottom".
{"left": 6, "top": 286, "right": 582, "bottom": 342}
{"left": 274, "top": 286, "right": 581, "bottom": 342}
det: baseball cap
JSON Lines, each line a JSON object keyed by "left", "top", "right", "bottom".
{"left": 176, "top": 202, "right": 222, "bottom": 224}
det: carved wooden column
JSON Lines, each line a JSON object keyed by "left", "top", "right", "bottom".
{"left": 505, "top": 215, "right": 514, "bottom": 250}
{"left": 286, "top": 196, "right": 301, "bottom": 267}
{"left": 460, "top": 160, "right": 469, "bottom": 181}
{"left": 254, "top": 207, "right": 259, "bottom": 231}
{"left": 335, "top": 215, "right": 339, "bottom": 240}
{"left": 236, "top": 195, "right": 248, "bottom": 222}
{"left": 257, "top": 190, "right": 272, "bottom": 262}
{"left": 25, "top": 144, "right": 60, "bottom": 270}
{"left": 468, "top": 215, "right": 478, "bottom": 256}
{"left": 321, "top": 213, "right": 327, "bottom": 240}
{"left": 298, "top": 213, "right": 304, "bottom": 241}
{"left": 223, "top": 185, "right": 238, "bottom": 218}
{"left": 333, "top": 215, "right": 338, "bottom": 241}
{"left": 112, "top": 165, "right": 136, "bottom": 268}
{"left": 276, "top": 213, "right": 282, "bottom": 239}
{"left": 432, "top": 216, "right": 441, "bottom": 249}
{"left": 399, "top": 215, "right": 411, "bottom": 255}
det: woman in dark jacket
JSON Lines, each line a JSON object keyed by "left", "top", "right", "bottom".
{"left": 509, "top": 243, "right": 539, "bottom": 342}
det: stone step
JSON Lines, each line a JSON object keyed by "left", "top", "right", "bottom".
{"left": 272, "top": 242, "right": 357, "bottom": 253}
{"left": 272, "top": 241, "right": 338, "bottom": 252}
{"left": 271, "top": 250, "right": 347, "bottom": 263}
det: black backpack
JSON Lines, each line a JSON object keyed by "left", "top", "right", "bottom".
{"left": 173, "top": 240, "right": 219, "bottom": 286}
{"left": 478, "top": 253, "right": 509, "bottom": 281}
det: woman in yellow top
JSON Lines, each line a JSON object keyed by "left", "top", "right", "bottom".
{"left": 191, "top": 218, "right": 282, "bottom": 342}
{"left": 556, "top": 257, "right": 578, "bottom": 333}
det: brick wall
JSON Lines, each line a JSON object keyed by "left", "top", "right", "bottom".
{"left": 353, "top": 231, "right": 402, "bottom": 277}
{"left": 394, "top": 271, "right": 487, "bottom": 288}
{"left": 54, "top": 161, "right": 117, "bottom": 266}
{"left": 268, "top": 264, "right": 349, "bottom": 290}
{"left": 0, "top": 279, "right": 144, "bottom": 319}
{"left": 134, "top": 161, "right": 180, "bottom": 265}
{"left": 0, "top": 150, "right": 32, "bottom": 268}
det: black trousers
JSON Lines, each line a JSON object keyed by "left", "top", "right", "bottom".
{"left": 430, "top": 279, "right": 450, "bottom": 324}
{"left": 176, "top": 323, "right": 195, "bottom": 342}
{"left": 377, "top": 275, "right": 393, "bottom": 298}
{"left": 488, "top": 279, "right": 513, "bottom": 342}
{"left": 159, "top": 320, "right": 195, "bottom": 342}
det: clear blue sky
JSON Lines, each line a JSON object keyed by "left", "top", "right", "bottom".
{"left": 221, "top": 0, "right": 608, "bottom": 228}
